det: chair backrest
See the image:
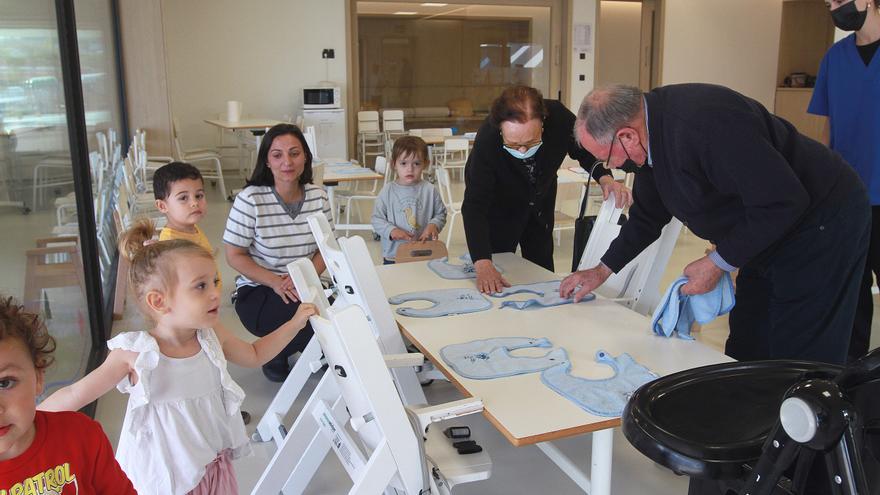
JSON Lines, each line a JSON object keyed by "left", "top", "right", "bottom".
{"left": 435, "top": 167, "right": 454, "bottom": 206}
{"left": 412, "top": 128, "right": 452, "bottom": 137}
{"left": 311, "top": 162, "right": 324, "bottom": 186}
{"left": 303, "top": 125, "right": 319, "bottom": 162}
{"left": 306, "top": 212, "right": 426, "bottom": 406}
{"left": 375, "top": 155, "right": 388, "bottom": 176}
{"left": 577, "top": 196, "right": 683, "bottom": 315}
{"left": 395, "top": 240, "right": 448, "bottom": 263}
{"left": 358, "top": 111, "right": 381, "bottom": 133}
{"left": 382, "top": 110, "right": 405, "bottom": 133}
{"left": 443, "top": 138, "right": 469, "bottom": 151}
{"left": 309, "top": 303, "right": 426, "bottom": 493}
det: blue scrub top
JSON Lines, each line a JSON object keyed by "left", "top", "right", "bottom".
{"left": 808, "top": 34, "right": 880, "bottom": 205}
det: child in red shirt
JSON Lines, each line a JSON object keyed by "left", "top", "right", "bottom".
{"left": 0, "top": 296, "right": 135, "bottom": 494}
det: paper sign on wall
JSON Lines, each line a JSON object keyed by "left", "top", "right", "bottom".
{"left": 574, "top": 23, "right": 593, "bottom": 55}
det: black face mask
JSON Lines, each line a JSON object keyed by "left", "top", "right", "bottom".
{"left": 605, "top": 133, "right": 647, "bottom": 174}
{"left": 831, "top": 1, "right": 868, "bottom": 31}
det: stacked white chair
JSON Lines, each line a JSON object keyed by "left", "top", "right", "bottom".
{"left": 382, "top": 109, "right": 406, "bottom": 141}
{"left": 357, "top": 111, "right": 385, "bottom": 168}
{"left": 171, "top": 118, "right": 226, "bottom": 200}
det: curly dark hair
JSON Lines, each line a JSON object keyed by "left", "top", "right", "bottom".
{"left": 0, "top": 296, "right": 56, "bottom": 371}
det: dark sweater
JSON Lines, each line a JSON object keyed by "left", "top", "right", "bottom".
{"left": 601, "top": 83, "right": 862, "bottom": 272}
{"left": 463, "top": 99, "right": 607, "bottom": 262}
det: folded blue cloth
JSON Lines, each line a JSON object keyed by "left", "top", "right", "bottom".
{"left": 541, "top": 350, "right": 657, "bottom": 417}
{"left": 651, "top": 272, "right": 735, "bottom": 340}
{"left": 440, "top": 337, "right": 569, "bottom": 380}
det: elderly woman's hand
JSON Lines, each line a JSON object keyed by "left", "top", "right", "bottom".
{"left": 598, "top": 175, "right": 633, "bottom": 208}
{"left": 272, "top": 274, "right": 300, "bottom": 304}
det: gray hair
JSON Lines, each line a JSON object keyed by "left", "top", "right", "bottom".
{"left": 575, "top": 85, "right": 643, "bottom": 145}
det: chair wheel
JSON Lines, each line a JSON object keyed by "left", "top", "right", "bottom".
{"left": 420, "top": 379, "right": 435, "bottom": 386}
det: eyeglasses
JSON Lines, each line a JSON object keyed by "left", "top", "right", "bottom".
{"left": 502, "top": 139, "right": 543, "bottom": 152}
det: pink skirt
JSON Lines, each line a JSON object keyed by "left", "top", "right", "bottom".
{"left": 188, "top": 449, "right": 238, "bottom": 495}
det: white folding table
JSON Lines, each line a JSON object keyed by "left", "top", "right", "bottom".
{"left": 376, "top": 253, "right": 733, "bottom": 495}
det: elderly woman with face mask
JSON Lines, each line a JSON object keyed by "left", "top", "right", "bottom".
{"left": 462, "top": 86, "right": 632, "bottom": 294}
{"left": 808, "top": 0, "right": 880, "bottom": 361}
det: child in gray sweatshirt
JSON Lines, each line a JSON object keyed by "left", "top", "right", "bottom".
{"left": 372, "top": 136, "right": 447, "bottom": 263}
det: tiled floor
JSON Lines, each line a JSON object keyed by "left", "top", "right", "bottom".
{"left": 67, "top": 175, "right": 879, "bottom": 494}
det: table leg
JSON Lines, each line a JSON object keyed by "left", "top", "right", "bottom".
{"left": 590, "top": 428, "right": 614, "bottom": 495}
{"left": 536, "top": 427, "right": 614, "bottom": 495}
{"left": 326, "top": 183, "right": 337, "bottom": 221}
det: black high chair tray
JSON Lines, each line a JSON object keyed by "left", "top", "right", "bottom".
{"left": 623, "top": 360, "right": 842, "bottom": 480}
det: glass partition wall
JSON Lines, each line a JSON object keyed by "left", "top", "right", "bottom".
{"left": 0, "top": 0, "right": 124, "bottom": 413}
{"left": 357, "top": 2, "right": 553, "bottom": 134}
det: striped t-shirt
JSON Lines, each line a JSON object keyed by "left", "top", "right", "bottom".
{"left": 223, "top": 184, "right": 334, "bottom": 288}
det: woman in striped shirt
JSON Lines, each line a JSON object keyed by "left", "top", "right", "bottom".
{"left": 223, "top": 124, "right": 333, "bottom": 382}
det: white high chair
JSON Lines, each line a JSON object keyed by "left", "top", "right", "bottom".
{"left": 577, "top": 196, "right": 682, "bottom": 316}
{"left": 310, "top": 302, "right": 491, "bottom": 494}
{"left": 251, "top": 212, "right": 434, "bottom": 493}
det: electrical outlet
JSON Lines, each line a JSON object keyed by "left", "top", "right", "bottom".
{"left": 321, "top": 48, "right": 335, "bottom": 59}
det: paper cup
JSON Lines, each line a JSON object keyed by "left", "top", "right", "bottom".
{"left": 227, "top": 101, "right": 242, "bottom": 122}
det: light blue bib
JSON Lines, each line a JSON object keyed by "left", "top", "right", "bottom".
{"left": 388, "top": 288, "right": 491, "bottom": 318}
{"left": 440, "top": 337, "right": 569, "bottom": 380}
{"left": 491, "top": 280, "right": 595, "bottom": 310}
{"left": 427, "top": 254, "right": 503, "bottom": 280}
{"left": 541, "top": 350, "right": 657, "bottom": 417}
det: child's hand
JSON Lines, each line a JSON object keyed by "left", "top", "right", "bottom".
{"left": 390, "top": 228, "right": 415, "bottom": 241}
{"left": 418, "top": 224, "right": 440, "bottom": 242}
{"left": 291, "top": 302, "right": 318, "bottom": 329}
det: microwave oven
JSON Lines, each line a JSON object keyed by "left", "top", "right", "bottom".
{"left": 302, "top": 87, "right": 341, "bottom": 109}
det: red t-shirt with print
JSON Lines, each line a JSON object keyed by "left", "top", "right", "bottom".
{"left": 0, "top": 410, "right": 135, "bottom": 495}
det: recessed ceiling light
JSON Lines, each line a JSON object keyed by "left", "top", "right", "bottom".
{"left": 394, "top": 11, "right": 418, "bottom": 15}
{"left": 421, "top": 2, "right": 448, "bottom": 6}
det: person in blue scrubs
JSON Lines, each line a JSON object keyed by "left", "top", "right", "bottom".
{"left": 808, "top": 0, "right": 880, "bottom": 361}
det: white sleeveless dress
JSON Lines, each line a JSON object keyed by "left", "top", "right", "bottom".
{"left": 109, "top": 329, "right": 251, "bottom": 495}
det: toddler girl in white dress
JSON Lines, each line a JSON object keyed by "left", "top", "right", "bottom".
{"left": 39, "top": 219, "right": 317, "bottom": 494}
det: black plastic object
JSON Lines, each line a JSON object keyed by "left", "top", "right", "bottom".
{"left": 453, "top": 440, "right": 477, "bottom": 449}
{"left": 622, "top": 360, "right": 841, "bottom": 480}
{"left": 443, "top": 426, "right": 471, "bottom": 439}
{"left": 456, "top": 444, "right": 483, "bottom": 455}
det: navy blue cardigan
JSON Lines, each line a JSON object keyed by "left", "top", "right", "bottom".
{"left": 601, "top": 83, "right": 861, "bottom": 272}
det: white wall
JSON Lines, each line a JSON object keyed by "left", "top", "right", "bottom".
{"left": 596, "top": 1, "right": 642, "bottom": 87}
{"left": 161, "top": 0, "right": 348, "bottom": 150}
{"left": 660, "top": 0, "right": 783, "bottom": 109}
{"left": 568, "top": 0, "right": 598, "bottom": 110}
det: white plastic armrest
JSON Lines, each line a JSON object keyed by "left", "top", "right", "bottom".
{"left": 308, "top": 357, "right": 327, "bottom": 373}
{"left": 384, "top": 353, "right": 424, "bottom": 369}
{"left": 148, "top": 155, "right": 174, "bottom": 163}
{"left": 411, "top": 398, "right": 484, "bottom": 431}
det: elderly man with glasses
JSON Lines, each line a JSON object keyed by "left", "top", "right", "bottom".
{"left": 561, "top": 83, "right": 870, "bottom": 365}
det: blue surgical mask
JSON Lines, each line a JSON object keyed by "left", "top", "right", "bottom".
{"left": 504, "top": 141, "right": 543, "bottom": 160}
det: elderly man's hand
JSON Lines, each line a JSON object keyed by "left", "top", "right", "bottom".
{"left": 560, "top": 264, "right": 612, "bottom": 302}
{"left": 474, "top": 259, "right": 510, "bottom": 294}
{"left": 680, "top": 256, "right": 724, "bottom": 296}
{"left": 598, "top": 175, "right": 633, "bottom": 208}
